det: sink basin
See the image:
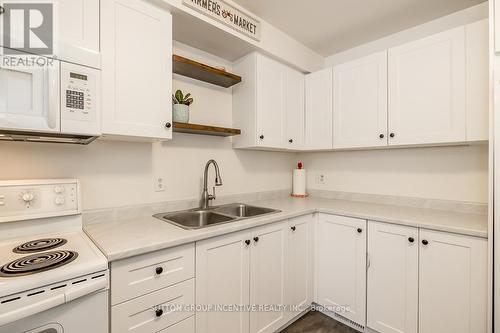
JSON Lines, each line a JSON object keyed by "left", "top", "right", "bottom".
{"left": 213, "top": 203, "right": 279, "bottom": 218}
{"left": 154, "top": 210, "right": 237, "bottom": 230}
{"left": 154, "top": 203, "right": 280, "bottom": 230}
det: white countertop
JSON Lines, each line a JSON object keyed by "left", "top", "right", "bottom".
{"left": 83, "top": 197, "right": 488, "bottom": 262}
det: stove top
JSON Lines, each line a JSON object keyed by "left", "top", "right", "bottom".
{"left": 0, "top": 231, "right": 107, "bottom": 297}
{"left": 0, "top": 180, "right": 108, "bottom": 298}
{"left": 0, "top": 250, "right": 78, "bottom": 277}
{"left": 12, "top": 238, "right": 68, "bottom": 254}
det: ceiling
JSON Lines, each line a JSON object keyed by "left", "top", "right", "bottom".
{"left": 231, "top": 0, "right": 486, "bottom": 56}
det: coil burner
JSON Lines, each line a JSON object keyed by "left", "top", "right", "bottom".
{"left": 13, "top": 238, "right": 68, "bottom": 254}
{"left": 0, "top": 250, "right": 78, "bottom": 277}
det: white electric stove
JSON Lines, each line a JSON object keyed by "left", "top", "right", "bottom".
{"left": 0, "top": 180, "right": 108, "bottom": 333}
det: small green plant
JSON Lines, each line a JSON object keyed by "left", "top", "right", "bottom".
{"left": 172, "top": 90, "right": 194, "bottom": 106}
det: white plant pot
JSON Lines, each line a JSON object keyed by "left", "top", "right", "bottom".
{"left": 173, "top": 104, "right": 189, "bottom": 123}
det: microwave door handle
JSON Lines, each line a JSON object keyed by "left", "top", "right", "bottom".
{"left": 46, "top": 62, "right": 60, "bottom": 130}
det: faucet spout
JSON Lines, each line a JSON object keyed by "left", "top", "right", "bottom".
{"left": 201, "top": 160, "right": 223, "bottom": 209}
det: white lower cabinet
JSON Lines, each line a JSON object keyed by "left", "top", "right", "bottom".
{"left": 419, "top": 229, "right": 487, "bottom": 333}
{"left": 366, "top": 223, "right": 487, "bottom": 333}
{"left": 316, "top": 214, "right": 367, "bottom": 327}
{"left": 285, "top": 215, "right": 314, "bottom": 321}
{"left": 107, "top": 214, "right": 487, "bottom": 333}
{"left": 249, "top": 222, "right": 288, "bottom": 333}
{"left": 196, "top": 217, "right": 313, "bottom": 333}
{"left": 110, "top": 245, "right": 196, "bottom": 333}
{"left": 196, "top": 229, "right": 251, "bottom": 333}
{"left": 367, "top": 222, "right": 419, "bottom": 333}
{"left": 111, "top": 279, "right": 195, "bottom": 333}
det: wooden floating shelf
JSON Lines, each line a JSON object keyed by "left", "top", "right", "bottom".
{"left": 173, "top": 122, "right": 241, "bottom": 137}
{"left": 172, "top": 54, "right": 242, "bottom": 88}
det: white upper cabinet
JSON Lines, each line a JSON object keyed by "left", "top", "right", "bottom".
{"left": 466, "top": 19, "right": 489, "bottom": 141}
{"left": 101, "top": 0, "right": 172, "bottom": 140}
{"left": 284, "top": 68, "right": 305, "bottom": 149}
{"left": 419, "top": 230, "right": 487, "bottom": 333}
{"left": 367, "top": 222, "right": 418, "bottom": 333}
{"left": 316, "top": 214, "right": 366, "bottom": 327}
{"left": 333, "top": 51, "right": 388, "bottom": 149}
{"left": 58, "top": 0, "right": 100, "bottom": 68}
{"left": 233, "top": 53, "right": 305, "bottom": 150}
{"left": 304, "top": 68, "right": 333, "bottom": 150}
{"left": 256, "top": 55, "right": 286, "bottom": 148}
{"left": 388, "top": 27, "right": 466, "bottom": 145}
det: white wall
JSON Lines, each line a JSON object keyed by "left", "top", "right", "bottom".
{"left": 0, "top": 43, "right": 296, "bottom": 210}
{"left": 300, "top": 145, "right": 488, "bottom": 204}
{"left": 298, "top": 2, "right": 490, "bottom": 205}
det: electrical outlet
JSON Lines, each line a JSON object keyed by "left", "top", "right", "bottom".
{"left": 154, "top": 176, "right": 166, "bottom": 192}
{"left": 316, "top": 173, "right": 326, "bottom": 185}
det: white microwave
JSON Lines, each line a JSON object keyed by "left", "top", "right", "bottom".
{"left": 0, "top": 49, "right": 100, "bottom": 144}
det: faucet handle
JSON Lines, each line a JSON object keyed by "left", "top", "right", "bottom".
{"left": 209, "top": 186, "right": 216, "bottom": 201}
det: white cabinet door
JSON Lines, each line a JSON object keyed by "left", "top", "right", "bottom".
{"left": 101, "top": 0, "right": 172, "bottom": 140}
{"left": 305, "top": 68, "right": 333, "bottom": 150}
{"left": 367, "top": 222, "right": 418, "bottom": 333}
{"left": 388, "top": 27, "right": 466, "bottom": 145}
{"left": 316, "top": 214, "right": 366, "bottom": 326}
{"left": 249, "top": 222, "right": 287, "bottom": 333}
{"left": 284, "top": 68, "right": 305, "bottom": 149}
{"left": 58, "top": 0, "right": 100, "bottom": 68}
{"left": 286, "top": 214, "right": 313, "bottom": 321}
{"left": 333, "top": 51, "right": 388, "bottom": 149}
{"left": 196, "top": 230, "right": 251, "bottom": 333}
{"left": 256, "top": 55, "right": 285, "bottom": 148}
{"left": 465, "top": 19, "right": 489, "bottom": 142}
{"left": 419, "top": 230, "right": 487, "bottom": 333}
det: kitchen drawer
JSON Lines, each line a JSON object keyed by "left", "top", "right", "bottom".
{"left": 111, "top": 278, "right": 195, "bottom": 333}
{"left": 159, "top": 315, "right": 195, "bottom": 333}
{"left": 111, "top": 243, "right": 195, "bottom": 305}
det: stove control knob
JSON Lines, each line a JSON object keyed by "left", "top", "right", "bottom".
{"left": 54, "top": 196, "right": 65, "bottom": 206}
{"left": 54, "top": 186, "right": 65, "bottom": 194}
{"left": 22, "top": 192, "right": 35, "bottom": 203}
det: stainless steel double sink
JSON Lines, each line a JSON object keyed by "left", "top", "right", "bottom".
{"left": 153, "top": 203, "right": 280, "bottom": 230}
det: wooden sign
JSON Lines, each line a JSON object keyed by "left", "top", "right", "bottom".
{"left": 183, "top": 0, "right": 261, "bottom": 41}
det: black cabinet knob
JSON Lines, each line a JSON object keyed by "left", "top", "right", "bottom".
{"left": 245, "top": 240, "right": 251, "bottom": 246}
{"left": 0, "top": 6, "right": 5, "bottom": 14}
{"left": 259, "top": 135, "right": 264, "bottom": 140}
{"left": 155, "top": 309, "right": 164, "bottom": 317}
{"left": 357, "top": 228, "right": 363, "bottom": 234}
{"left": 289, "top": 139, "right": 293, "bottom": 143}
{"left": 408, "top": 237, "right": 415, "bottom": 243}
{"left": 379, "top": 134, "right": 385, "bottom": 139}
{"left": 165, "top": 122, "right": 172, "bottom": 128}
{"left": 291, "top": 226, "right": 296, "bottom": 231}
{"left": 253, "top": 237, "right": 259, "bottom": 242}
{"left": 390, "top": 133, "right": 395, "bottom": 138}
{"left": 422, "top": 240, "right": 429, "bottom": 245}
{"left": 155, "top": 267, "right": 164, "bottom": 275}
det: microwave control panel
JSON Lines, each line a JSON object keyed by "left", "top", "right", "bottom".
{"left": 60, "top": 62, "right": 101, "bottom": 135}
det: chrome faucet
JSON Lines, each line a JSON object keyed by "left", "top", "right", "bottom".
{"left": 201, "top": 159, "right": 223, "bottom": 209}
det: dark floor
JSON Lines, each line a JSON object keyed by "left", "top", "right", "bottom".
{"left": 280, "top": 311, "right": 359, "bottom": 333}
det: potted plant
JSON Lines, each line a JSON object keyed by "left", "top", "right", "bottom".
{"left": 172, "top": 90, "right": 193, "bottom": 123}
